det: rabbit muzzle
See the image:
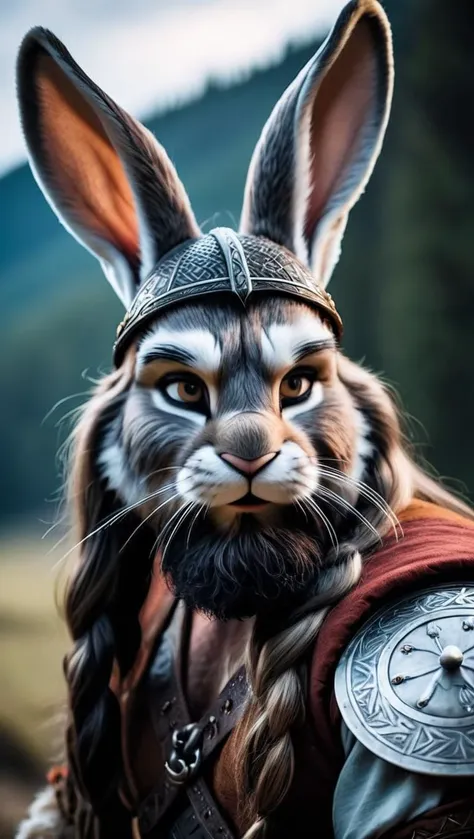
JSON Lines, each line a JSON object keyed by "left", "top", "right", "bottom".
{"left": 176, "top": 410, "right": 318, "bottom": 514}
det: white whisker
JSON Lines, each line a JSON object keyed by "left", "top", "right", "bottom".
{"left": 50, "top": 480, "right": 185, "bottom": 567}
{"left": 186, "top": 503, "right": 206, "bottom": 548}
{"left": 302, "top": 496, "right": 339, "bottom": 551}
{"left": 42, "top": 510, "right": 69, "bottom": 541}
{"left": 317, "top": 485, "right": 380, "bottom": 541}
{"left": 317, "top": 464, "right": 400, "bottom": 535}
{"left": 118, "top": 491, "right": 183, "bottom": 554}
{"left": 322, "top": 467, "right": 396, "bottom": 520}
{"left": 293, "top": 498, "right": 308, "bottom": 523}
{"left": 155, "top": 501, "right": 189, "bottom": 545}
{"left": 160, "top": 502, "right": 196, "bottom": 566}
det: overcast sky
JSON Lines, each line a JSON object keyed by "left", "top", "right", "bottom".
{"left": 0, "top": 0, "right": 346, "bottom": 176}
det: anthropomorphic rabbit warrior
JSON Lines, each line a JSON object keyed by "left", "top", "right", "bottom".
{"left": 14, "top": 2, "right": 474, "bottom": 838}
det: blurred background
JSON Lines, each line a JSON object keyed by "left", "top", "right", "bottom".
{"left": 1, "top": 0, "right": 474, "bottom": 834}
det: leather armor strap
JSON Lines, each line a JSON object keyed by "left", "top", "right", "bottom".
{"left": 137, "top": 612, "right": 249, "bottom": 837}
{"left": 157, "top": 803, "right": 209, "bottom": 839}
{"left": 185, "top": 780, "right": 236, "bottom": 839}
{"left": 386, "top": 806, "right": 474, "bottom": 838}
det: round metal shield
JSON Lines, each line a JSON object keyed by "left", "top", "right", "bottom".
{"left": 335, "top": 583, "right": 474, "bottom": 775}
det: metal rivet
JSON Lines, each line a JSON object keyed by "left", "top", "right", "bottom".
{"left": 439, "top": 645, "right": 464, "bottom": 671}
{"left": 391, "top": 674, "right": 405, "bottom": 685}
{"left": 204, "top": 809, "right": 212, "bottom": 819}
{"left": 401, "top": 644, "right": 413, "bottom": 655}
{"left": 222, "top": 698, "right": 233, "bottom": 714}
{"left": 206, "top": 715, "right": 218, "bottom": 739}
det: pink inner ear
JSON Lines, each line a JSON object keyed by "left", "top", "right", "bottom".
{"left": 37, "top": 56, "right": 139, "bottom": 263}
{"left": 304, "top": 18, "right": 376, "bottom": 241}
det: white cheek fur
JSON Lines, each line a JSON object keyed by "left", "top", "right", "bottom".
{"left": 177, "top": 445, "right": 247, "bottom": 507}
{"left": 252, "top": 441, "right": 318, "bottom": 503}
{"left": 151, "top": 388, "right": 206, "bottom": 426}
{"left": 97, "top": 426, "right": 144, "bottom": 506}
{"left": 261, "top": 315, "right": 333, "bottom": 371}
{"left": 352, "top": 409, "right": 373, "bottom": 483}
{"left": 137, "top": 327, "right": 221, "bottom": 375}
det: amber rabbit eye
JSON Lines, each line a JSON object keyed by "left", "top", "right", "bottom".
{"left": 158, "top": 373, "right": 210, "bottom": 416}
{"left": 280, "top": 374, "right": 312, "bottom": 401}
{"left": 165, "top": 378, "right": 203, "bottom": 403}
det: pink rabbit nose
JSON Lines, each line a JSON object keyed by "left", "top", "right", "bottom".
{"left": 220, "top": 451, "right": 278, "bottom": 476}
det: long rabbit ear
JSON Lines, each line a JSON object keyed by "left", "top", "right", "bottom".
{"left": 240, "top": 0, "right": 393, "bottom": 288}
{"left": 16, "top": 28, "right": 200, "bottom": 307}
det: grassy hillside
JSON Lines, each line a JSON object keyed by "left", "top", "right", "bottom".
{"left": 0, "top": 531, "right": 69, "bottom": 761}
{"left": 0, "top": 530, "right": 70, "bottom": 835}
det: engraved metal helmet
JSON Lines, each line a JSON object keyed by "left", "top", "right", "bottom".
{"left": 113, "top": 228, "right": 343, "bottom": 366}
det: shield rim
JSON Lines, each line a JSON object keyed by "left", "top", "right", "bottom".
{"left": 335, "top": 581, "right": 474, "bottom": 776}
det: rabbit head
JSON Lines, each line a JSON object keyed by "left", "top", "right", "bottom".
{"left": 16, "top": 0, "right": 398, "bottom": 620}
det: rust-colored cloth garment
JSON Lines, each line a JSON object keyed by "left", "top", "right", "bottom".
{"left": 124, "top": 501, "right": 474, "bottom": 838}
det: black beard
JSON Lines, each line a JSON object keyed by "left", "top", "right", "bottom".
{"left": 160, "top": 507, "right": 326, "bottom": 621}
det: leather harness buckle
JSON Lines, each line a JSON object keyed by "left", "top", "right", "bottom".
{"left": 165, "top": 721, "right": 205, "bottom": 785}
